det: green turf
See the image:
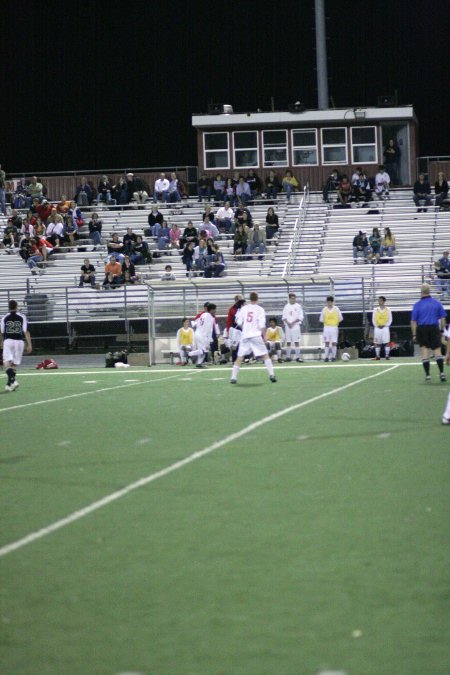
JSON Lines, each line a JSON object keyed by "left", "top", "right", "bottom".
{"left": 0, "top": 361, "right": 449, "bottom": 674}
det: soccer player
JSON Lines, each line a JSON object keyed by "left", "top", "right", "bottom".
{"left": 265, "top": 317, "right": 285, "bottom": 362}
{"left": 230, "top": 292, "right": 276, "bottom": 384}
{"left": 189, "top": 303, "right": 217, "bottom": 368}
{"left": 411, "top": 283, "right": 447, "bottom": 382}
{"left": 372, "top": 296, "right": 393, "bottom": 360}
{"left": 223, "top": 294, "right": 245, "bottom": 362}
{"left": 282, "top": 292, "right": 304, "bottom": 362}
{"left": 176, "top": 318, "right": 195, "bottom": 366}
{"left": 0, "top": 299, "right": 32, "bottom": 392}
{"left": 319, "top": 296, "right": 343, "bottom": 362}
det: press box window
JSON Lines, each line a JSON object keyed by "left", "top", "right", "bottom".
{"left": 321, "top": 127, "right": 347, "bottom": 164}
{"left": 292, "top": 129, "right": 318, "bottom": 165}
{"left": 203, "top": 132, "right": 229, "bottom": 169}
{"left": 233, "top": 131, "right": 259, "bottom": 168}
{"left": 263, "top": 130, "right": 288, "bottom": 167}
{"left": 351, "top": 126, "right": 377, "bottom": 163}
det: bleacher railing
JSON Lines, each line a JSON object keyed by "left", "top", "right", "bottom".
{"left": 282, "top": 184, "right": 310, "bottom": 278}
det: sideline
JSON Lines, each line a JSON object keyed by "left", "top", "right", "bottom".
{"left": 0, "top": 365, "right": 398, "bottom": 558}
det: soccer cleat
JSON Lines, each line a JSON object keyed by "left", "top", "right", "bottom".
{"left": 230, "top": 379, "right": 237, "bottom": 384}
{"left": 375, "top": 356, "right": 381, "bottom": 360}
{"left": 284, "top": 357, "right": 292, "bottom": 362}
{"left": 270, "top": 375, "right": 277, "bottom": 383}
{"left": 440, "top": 373, "right": 447, "bottom": 382}
{"left": 296, "top": 358, "right": 304, "bottom": 363}
{"left": 425, "top": 375, "right": 431, "bottom": 382}
{"left": 5, "top": 384, "right": 13, "bottom": 392}
{"left": 277, "top": 358, "right": 283, "bottom": 363}
{"left": 9, "top": 381, "right": 19, "bottom": 391}
{"left": 385, "top": 356, "right": 391, "bottom": 360}
{"left": 442, "top": 416, "right": 450, "bottom": 425}
{"left": 324, "top": 358, "right": 329, "bottom": 362}
{"left": 331, "top": 358, "right": 336, "bottom": 362}
{"left": 195, "top": 364, "right": 207, "bottom": 369}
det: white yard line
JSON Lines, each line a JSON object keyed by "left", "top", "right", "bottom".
{"left": 0, "top": 365, "right": 398, "bottom": 558}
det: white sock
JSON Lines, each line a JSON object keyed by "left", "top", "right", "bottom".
{"left": 444, "top": 391, "right": 450, "bottom": 418}
{"left": 231, "top": 364, "right": 239, "bottom": 380}
{"left": 384, "top": 346, "right": 390, "bottom": 357}
{"left": 331, "top": 345, "right": 337, "bottom": 358}
{"left": 264, "top": 358, "right": 274, "bottom": 376}
{"left": 375, "top": 347, "right": 381, "bottom": 357}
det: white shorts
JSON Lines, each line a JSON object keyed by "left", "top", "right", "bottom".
{"left": 374, "top": 326, "right": 390, "bottom": 344}
{"left": 285, "top": 326, "right": 301, "bottom": 343}
{"left": 238, "top": 335, "right": 268, "bottom": 358}
{"left": 3, "top": 339, "right": 25, "bottom": 365}
{"left": 229, "top": 327, "right": 242, "bottom": 347}
{"left": 322, "top": 326, "right": 338, "bottom": 344}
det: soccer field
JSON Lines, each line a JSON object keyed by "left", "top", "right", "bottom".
{"left": 1, "top": 361, "right": 449, "bottom": 675}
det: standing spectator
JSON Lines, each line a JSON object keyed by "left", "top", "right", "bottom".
{"left": 282, "top": 293, "right": 304, "bottom": 362}
{"left": 79, "top": 258, "right": 96, "bottom": 288}
{"left": 88, "top": 212, "right": 102, "bottom": 250}
{"left": 74, "top": 177, "right": 92, "bottom": 206}
{"left": 434, "top": 172, "right": 449, "bottom": 209}
{"left": 413, "top": 173, "right": 432, "bottom": 212}
{"left": 213, "top": 174, "right": 226, "bottom": 203}
{"left": 0, "top": 299, "right": 32, "bottom": 392}
{"left": 372, "top": 296, "right": 393, "bottom": 360}
{"left": 383, "top": 138, "right": 401, "bottom": 185}
{"left": 0, "top": 163, "right": 7, "bottom": 215}
{"left": 247, "top": 221, "right": 267, "bottom": 259}
{"left": 265, "top": 170, "right": 282, "bottom": 201}
{"left": 374, "top": 165, "right": 390, "bottom": 199}
{"left": 352, "top": 230, "right": 369, "bottom": 264}
{"left": 265, "top": 207, "right": 279, "bottom": 240}
{"left": 282, "top": 170, "right": 299, "bottom": 202}
{"left": 319, "top": 296, "right": 343, "bottom": 362}
{"left": 197, "top": 173, "right": 211, "bottom": 202}
{"left": 153, "top": 173, "right": 170, "bottom": 203}
{"left": 381, "top": 227, "right": 396, "bottom": 260}
{"left": 410, "top": 283, "right": 447, "bottom": 382}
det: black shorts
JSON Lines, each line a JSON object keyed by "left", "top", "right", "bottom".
{"left": 416, "top": 325, "right": 442, "bottom": 350}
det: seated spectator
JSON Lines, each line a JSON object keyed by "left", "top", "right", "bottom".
{"left": 122, "top": 255, "right": 138, "bottom": 283}
{"left": 97, "top": 175, "right": 112, "bottom": 204}
{"left": 11, "top": 178, "right": 29, "bottom": 209}
{"left": 381, "top": 227, "right": 396, "bottom": 260}
{"left": 213, "top": 173, "right": 226, "bottom": 203}
{"left": 178, "top": 177, "right": 189, "bottom": 199}
{"left": 45, "top": 211, "right": 65, "bottom": 247}
{"left": 180, "top": 220, "right": 198, "bottom": 248}
{"left": 265, "top": 206, "right": 279, "bottom": 240}
{"left": 234, "top": 205, "right": 253, "bottom": 230}
{"left": 26, "top": 176, "right": 44, "bottom": 203}
{"left": 199, "top": 219, "right": 219, "bottom": 240}
{"left": 130, "top": 235, "right": 151, "bottom": 265}
{"left": 167, "top": 172, "right": 181, "bottom": 203}
{"left": 367, "top": 227, "right": 382, "bottom": 263}
{"left": 202, "top": 204, "right": 215, "bottom": 223}
{"left": 19, "top": 232, "right": 33, "bottom": 261}
{"left": 181, "top": 241, "right": 195, "bottom": 276}
{"left": 353, "top": 171, "right": 372, "bottom": 204}
{"left": 235, "top": 176, "right": 251, "bottom": 206}
{"left": 88, "top": 212, "right": 102, "bottom": 250}
{"left": 246, "top": 170, "right": 262, "bottom": 199}
{"left": 123, "top": 227, "right": 138, "bottom": 255}
{"left": 193, "top": 238, "right": 208, "bottom": 272}
{"left": 204, "top": 243, "right": 225, "bottom": 278}
{"left": 27, "top": 235, "right": 54, "bottom": 273}
{"left": 176, "top": 318, "right": 195, "bottom": 365}
{"left": 233, "top": 223, "right": 248, "bottom": 257}
{"left": 322, "top": 169, "right": 340, "bottom": 203}
{"left": 74, "top": 176, "right": 93, "bottom": 206}
{"left": 157, "top": 220, "right": 170, "bottom": 251}
{"left": 112, "top": 177, "right": 128, "bottom": 205}
{"left": 126, "top": 172, "right": 148, "bottom": 205}
{"left": 64, "top": 215, "right": 78, "bottom": 247}
{"left": 68, "top": 201, "right": 84, "bottom": 228}
{"left": 30, "top": 215, "right": 45, "bottom": 237}
{"left": 103, "top": 255, "right": 123, "bottom": 288}
{"left": 79, "top": 258, "right": 96, "bottom": 287}
{"left": 247, "top": 221, "right": 267, "bottom": 259}
{"left": 434, "top": 250, "right": 450, "bottom": 296}
{"left": 56, "top": 194, "right": 72, "bottom": 214}
{"left": 265, "top": 317, "right": 285, "bottom": 362}
{"left": 107, "top": 232, "right": 125, "bottom": 262}
{"left": 224, "top": 178, "right": 237, "bottom": 207}
{"left": 147, "top": 204, "right": 163, "bottom": 234}
{"left": 197, "top": 173, "right": 212, "bottom": 202}
{"left": 36, "top": 199, "right": 52, "bottom": 224}
{"left": 282, "top": 170, "right": 300, "bottom": 202}
{"left": 215, "top": 201, "right": 234, "bottom": 233}
{"left": 169, "top": 223, "right": 182, "bottom": 249}
{"left": 337, "top": 174, "right": 353, "bottom": 206}
{"left": 374, "top": 165, "right": 390, "bottom": 199}
{"left": 161, "top": 264, "right": 176, "bottom": 281}
{"left": 2, "top": 220, "right": 20, "bottom": 249}
{"left": 20, "top": 216, "right": 35, "bottom": 238}
{"left": 352, "top": 230, "right": 369, "bottom": 264}
{"left": 153, "top": 172, "right": 170, "bottom": 203}
{"left": 265, "top": 170, "right": 282, "bottom": 201}
{"left": 413, "top": 173, "right": 432, "bottom": 212}
{"left": 434, "top": 172, "right": 449, "bottom": 209}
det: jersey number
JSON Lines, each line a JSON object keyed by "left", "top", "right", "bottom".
{"left": 246, "top": 312, "right": 254, "bottom": 322}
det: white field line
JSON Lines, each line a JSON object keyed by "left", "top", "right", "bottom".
{"left": 0, "top": 365, "right": 398, "bottom": 559}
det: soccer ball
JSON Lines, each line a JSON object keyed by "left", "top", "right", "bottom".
{"left": 341, "top": 352, "right": 351, "bottom": 361}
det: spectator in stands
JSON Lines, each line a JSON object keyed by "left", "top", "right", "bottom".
{"left": 0, "top": 163, "right": 6, "bottom": 215}
{"left": 236, "top": 176, "right": 251, "bottom": 206}
{"left": 381, "top": 227, "right": 396, "bottom": 260}
{"left": 126, "top": 172, "right": 148, "bottom": 205}
{"left": 169, "top": 223, "right": 182, "bottom": 249}
{"left": 68, "top": 201, "right": 84, "bottom": 228}
{"left": 367, "top": 227, "right": 382, "bottom": 263}
{"left": 282, "top": 170, "right": 299, "bottom": 202}
{"left": 74, "top": 176, "right": 93, "bottom": 206}
{"left": 123, "top": 227, "right": 138, "bottom": 255}
{"left": 215, "top": 201, "right": 234, "bottom": 233}
{"left": 265, "top": 206, "right": 279, "bottom": 240}
{"left": 247, "top": 221, "right": 267, "bottom": 259}
{"left": 150, "top": 218, "right": 162, "bottom": 240}
{"left": 204, "top": 243, "right": 225, "bottom": 278}
{"left": 337, "top": 174, "right": 353, "bottom": 206}
{"left": 181, "top": 241, "right": 195, "bottom": 276}
{"left": 197, "top": 173, "right": 212, "bottom": 202}
{"left": 160, "top": 264, "right": 176, "bottom": 281}
{"left": 30, "top": 214, "right": 45, "bottom": 237}
{"left": 157, "top": 220, "right": 170, "bottom": 251}
{"left": 322, "top": 170, "right": 341, "bottom": 203}
{"left": 19, "top": 232, "right": 33, "bottom": 261}
{"left": 167, "top": 172, "right": 181, "bottom": 203}
{"left": 202, "top": 204, "right": 215, "bottom": 223}
{"left": 11, "top": 178, "right": 28, "bottom": 209}
{"left": 112, "top": 177, "right": 128, "bottom": 205}
{"left": 147, "top": 204, "right": 163, "bottom": 233}
{"left": 413, "top": 173, "right": 432, "bottom": 212}
{"left": 79, "top": 258, "right": 96, "bottom": 288}
{"left": 26, "top": 176, "right": 44, "bottom": 203}
{"left": 265, "top": 170, "right": 282, "bottom": 201}
{"left": 130, "top": 235, "right": 151, "bottom": 265}
{"left": 153, "top": 172, "right": 170, "bottom": 203}
{"left": 353, "top": 171, "right": 372, "bottom": 204}
{"left": 194, "top": 238, "right": 208, "bottom": 272}
{"left": 97, "top": 175, "right": 112, "bottom": 204}
{"left": 434, "top": 172, "right": 449, "bottom": 209}
{"left": 383, "top": 139, "right": 401, "bottom": 186}
{"left": 8, "top": 209, "right": 23, "bottom": 229}
{"left": 2, "top": 220, "right": 20, "bottom": 249}
{"left": 122, "top": 255, "right": 138, "bottom": 283}
{"left": 213, "top": 173, "right": 226, "bottom": 204}
{"left": 36, "top": 199, "right": 52, "bottom": 224}
{"left": 45, "top": 211, "right": 64, "bottom": 247}
{"left": 180, "top": 220, "right": 198, "bottom": 248}
{"left": 63, "top": 215, "right": 78, "bottom": 247}
{"left": 56, "top": 194, "right": 72, "bottom": 214}
{"left": 199, "top": 218, "right": 219, "bottom": 240}
{"left": 233, "top": 223, "right": 248, "bottom": 257}
{"left": 107, "top": 232, "right": 125, "bottom": 262}
{"left": 88, "top": 212, "right": 102, "bottom": 250}
{"left": 352, "top": 230, "right": 369, "bottom": 264}
{"left": 103, "top": 254, "right": 123, "bottom": 288}
{"left": 374, "top": 165, "right": 390, "bottom": 199}
{"left": 178, "top": 177, "right": 189, "bottom": 200}
{"left": 246, "top": 170, "right": 262, "bottom": 199}
{"left": 224, "top": 177, "right": 237, "bottom": 206}
{"left": 234, "top": 205, "right": 253, "bottom": 230}
{"left": 27, "top": 237, "right": 45, "bottom": 273}
{"left": 434, "top": 251, "right": 450, "bottom": 296}
{"left": 20, "top": 216, "right": 34, "bottom": 238}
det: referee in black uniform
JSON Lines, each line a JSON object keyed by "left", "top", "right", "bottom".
{"left": 0, "top": 299, "right": 32, "bottom": 392}
{"left": 410, "top": 283, "right": 447, "bottom": 382}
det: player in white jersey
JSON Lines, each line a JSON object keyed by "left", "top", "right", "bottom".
{"left": 189, "top": 303, "right": 216, "bottom": 368}
{"left": 282, "top": 292, "right": 304, "bottom": 362}
{"left": 372, "top": 296, "right": 392, "bottom": 360}
{"left": 230, "top": 292, "right": 276, "bottom": 384}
